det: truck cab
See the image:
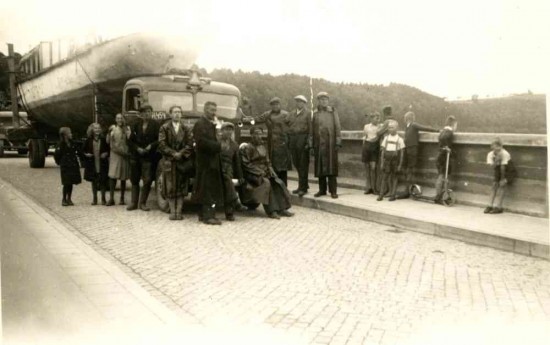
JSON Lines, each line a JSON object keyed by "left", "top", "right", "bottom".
{"left": 122, "top": 70, "right": 241, "bottom": 133}
{"left": 120, "top": 70, "right": 242, "bottom": 212}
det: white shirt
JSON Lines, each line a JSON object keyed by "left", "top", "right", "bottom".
{"left": 172, "top": 121, "right": 181, "bottom": 134}
{"left": 487, "top": 148, "right": 511, "bottom": 166}
{"left": 381, "top": 133, "right": 405, "bottom": 152}
{"left": 363, "top": 123, "right": 379, "bottom": 142}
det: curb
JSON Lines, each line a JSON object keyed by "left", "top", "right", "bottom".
{"left": 290, "top": 194, "right": 550, "bottom": 260}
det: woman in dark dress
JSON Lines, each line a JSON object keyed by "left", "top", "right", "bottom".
{"left": 54, "top": 127, "right": 82, "bottom": 206}
{"left": 83, "top": 123, "right": 110, "bottom": 205}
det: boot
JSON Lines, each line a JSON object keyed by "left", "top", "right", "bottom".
{"left": 176, "top": 197, "right": 184, "bottom": 220}
{"left": 168, "top": 199, "right": 177, "bottom": 220}
{"left": 91, "top": 182, "right": 98, "bottom": 205}
{"left": 127, "top": 185, "right": 140, "bottom": 211}
{"left": 106, "top": 179, "right": 116, "bottom": 206}
{"left": 119, "top": 181, "right": 126, "bottom": 205}
{"left": 139, "top": 184, "right": 151, "bottom": 211}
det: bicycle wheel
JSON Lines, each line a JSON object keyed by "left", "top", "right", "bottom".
{"left": 442, "top": 190, "right": 456, "bottom": 206}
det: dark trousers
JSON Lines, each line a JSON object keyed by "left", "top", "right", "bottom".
{"left": 289, "top": 133, "right": 310, "bottom": 191}
{"left": 275, "top": 170, "right": 288, "bottom": 186}
{"left": 130, "top": 159, "right": 153, "bottom": 186}
{"left": 318, "top": 175, "right": 337, "bottom": 194}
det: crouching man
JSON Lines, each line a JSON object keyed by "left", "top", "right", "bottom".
{"left": 239, "top": 126, "right": 294, "bottom": 219}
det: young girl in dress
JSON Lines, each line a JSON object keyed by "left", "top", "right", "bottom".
{"left": 106, "top": 114, "right": 131, "bottom": 206}
{"left": 54, "top": 127, "right": 82, "bottom": 206}
{"left": 83, "top": 123, "right": 110, "bottom": 205}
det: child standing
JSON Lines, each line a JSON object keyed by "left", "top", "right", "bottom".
{"left": 484, "top": 138, "right": 515, "bottom": 214}
{"left": 401, "top": 111, "right": 439, "bottom": 198}
{"left": 434, "top": 115, "right": 457, "bottom": 205}
{"left": 83, "top": 123, "right": 110, "bottom": 205}
{"left": 377, "top": 120, "right": 405, "bottom": 201}
{"left": 362, "top": 112, "right": 380, "bottom": 194}
{"left": 54, "top": 127, "right": 82, "bottom": 206}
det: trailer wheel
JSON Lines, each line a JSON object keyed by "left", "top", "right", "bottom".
{"left": 28, "top": 139, "right": 46, "bottom": 168}
{"left": 155, "top": 163, "right": 170, "bottom": 213}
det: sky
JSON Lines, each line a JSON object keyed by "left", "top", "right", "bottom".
{"left": 0, "top": 0, "right": 549, "bottom": 99}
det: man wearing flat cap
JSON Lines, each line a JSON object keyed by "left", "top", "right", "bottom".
{"left": 286, "top": 95, "right": 311, "bottom": 196}
{"left": 253, "top": 97, "right": 292, "bottom": 185}
{"left": 127, "top": 102, "right": 160, "bottom": 211}
{"left": 309, "top": 92, "right": 342, "bottom": 198}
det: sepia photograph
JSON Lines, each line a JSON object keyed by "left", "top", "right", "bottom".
{"left": 0, "top": 0, "right": 549, "bottom": 344}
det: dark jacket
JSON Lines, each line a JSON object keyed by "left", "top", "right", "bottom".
{"left": 82, "top": 136, "right": 110, "bottom": 182}
{"left": 128, "top": 119, "right": 160, "bottom": 161}
{"left": 192, "top": 116, "right": 224, "bottom": 206}
{"left": 286, "top": 108, "right": 311, "bottom": 135}
{"left": 404, "top": 122, "right": 439, "bottom": 147}
{"left": 438, "top": 127, "right": 454, "bottom": 149}
{"left": 255, "top": 110, "right": 292, "bottom": 171}
{"left": 54, "top": 140, "right": 82, "bottom": 186}
{"left": 309, "top": 106, "right": 342, "bottom": 177}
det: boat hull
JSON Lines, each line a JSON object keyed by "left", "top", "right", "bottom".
{"left": 18, "top": 33, "right": 198, "bottom": 138}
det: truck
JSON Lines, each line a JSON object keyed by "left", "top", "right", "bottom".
{"left": 7, "top": 33, "right": 244, "bottom": 210}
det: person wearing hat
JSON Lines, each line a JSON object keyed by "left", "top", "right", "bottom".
{"left": 219, "top": 122, "right": 248, "bottom": 221}
{"left": 286, "top": 95, "right": 311, "bottom": 197}
{"left": 126, "top": 103, "right": 160, "bottom": 211}
{"left": 253, "top": 97, "right": 292, "bottom": 185}
{"left": 239, "top": 126, "right": 293, "bottom": 218}
{"left": 309, "top": 92, "right": 342, "bottom": 198}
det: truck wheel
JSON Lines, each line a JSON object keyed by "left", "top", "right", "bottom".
{"left": 28, "top": 139, "right": 46, "bottom": 168}
{"left": 155, "top": 165, "right": 170, "bottom": 213}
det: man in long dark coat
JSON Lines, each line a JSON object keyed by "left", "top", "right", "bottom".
{"left": 253, "top": 97, "right": 292, "bottom": 185}
{"left": 287, "top": 95, "right": 311, "bottom": 197}
{"left": 127, "top": 103, "right": 160, "bottom": 211}
{"left": 309, "top": 92, "right": 342, "bottom": 199}
{"left": 192, "top": 101, "right": 225, "bottom": 225}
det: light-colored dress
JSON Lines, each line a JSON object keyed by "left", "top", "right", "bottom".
{"left": 107, "top": 125, "right": 131, "bottom": 180}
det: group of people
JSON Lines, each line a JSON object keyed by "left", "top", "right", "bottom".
{"left": 53, "top": 90, "right": 515, "bottom": 222}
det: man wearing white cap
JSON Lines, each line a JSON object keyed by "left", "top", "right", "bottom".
{"left": 287, "top": 95, "right": 311, "bottom": 196}
{"left": 309, "top": 92, "right": 342, "bottom": 198}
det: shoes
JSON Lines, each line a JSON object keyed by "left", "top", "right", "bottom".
{"left": 203, "top": 218, "right": 222, "bottom": 225}
{"left": 67, "top": 200, "right": 74, "bottom": 206}
{"left": 388, "top": 196, "right": 396, "bottom": 201}
{"left": 489, "top": 207, "right": 503, "bottom": 214}
{"left": 434, "top": 199, "right": 444, "bottom": 205}
{"left": 169, "top": 214, "right": 177, "bottom": 220}
{"left": 292, "top": 189, "right": 300, "bottom": 194}
{"left": 62, "top": 200, "right": 69, "bottom": 206}
{"left": 235, "top": 204, "right": 248, "bottom": 212}
{"left": 126, "top": 204, "right": 138, "bottom": 211}
{"left": 226, "top": 214, "right": 235, "bottom": 221}
{"left": 105, "top": 199, "right": 115, "bottom": 206}
{"left": 91, "top": 200, "right": 97, "bottom": 205}
{"left": 267, "top": 212, "right": 280, "bottom": 219}
{"left": 298, "top": 190, "right": 307, "bottom": 197}
{"left": 484, "top": 206, "right": 493, "bottom": 214}
{"left": 314, "top": 191, "right": 326, "bottom": 198}
{"left": 376, "top": 195, "right": 383, "bottom": 201}
{"left": 279, "top": 210, "right": 294, "bottom": 217}
{"left": 331, "top": 194, "right": 338, "bottom": 199}
{"left": 119, "top": 199, "right": 126, "bottom": 205}
{"left": 139, "top": 204, "right": 151, "bottom": 211}
{"left": 101, "top": 199, "right": 107, "bottom": 205}
{"left": 364, "top": 189, "right": 373, "bottom": 195}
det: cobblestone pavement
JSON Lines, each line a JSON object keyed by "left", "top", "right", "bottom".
{"left": 1, "top": 155, "right": 549, "bottom": 345}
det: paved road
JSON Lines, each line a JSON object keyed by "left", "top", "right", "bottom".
{"left": 1, "top": 154, "right": 549, "bottom": 345}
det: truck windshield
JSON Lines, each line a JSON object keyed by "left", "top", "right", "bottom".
{"left": 196, "top": 93, "right": 239, "bottom": 120}
{"left": 148, "top": 91, "right": 193, "bottom": 115}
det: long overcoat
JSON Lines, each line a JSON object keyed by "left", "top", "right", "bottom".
{"left": 192, "top": 116, "right": 225, "bottom": 206}
{"left": 158, "top": 121, "right": 193, "bottom": 198}
{"left": 255, "top": 110, "right": 292, "bottom": 172}
{"left": 54, "top": 140, "right": 82, "bottom": 186}
{"left": 310, "top": 106, "right": 342, "bottom": 177}
{"left": 220, "top": 138, "right": 243, "bottom": 203}
{"left": 82, "top": 136, "right": 110, "bottom": 183}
